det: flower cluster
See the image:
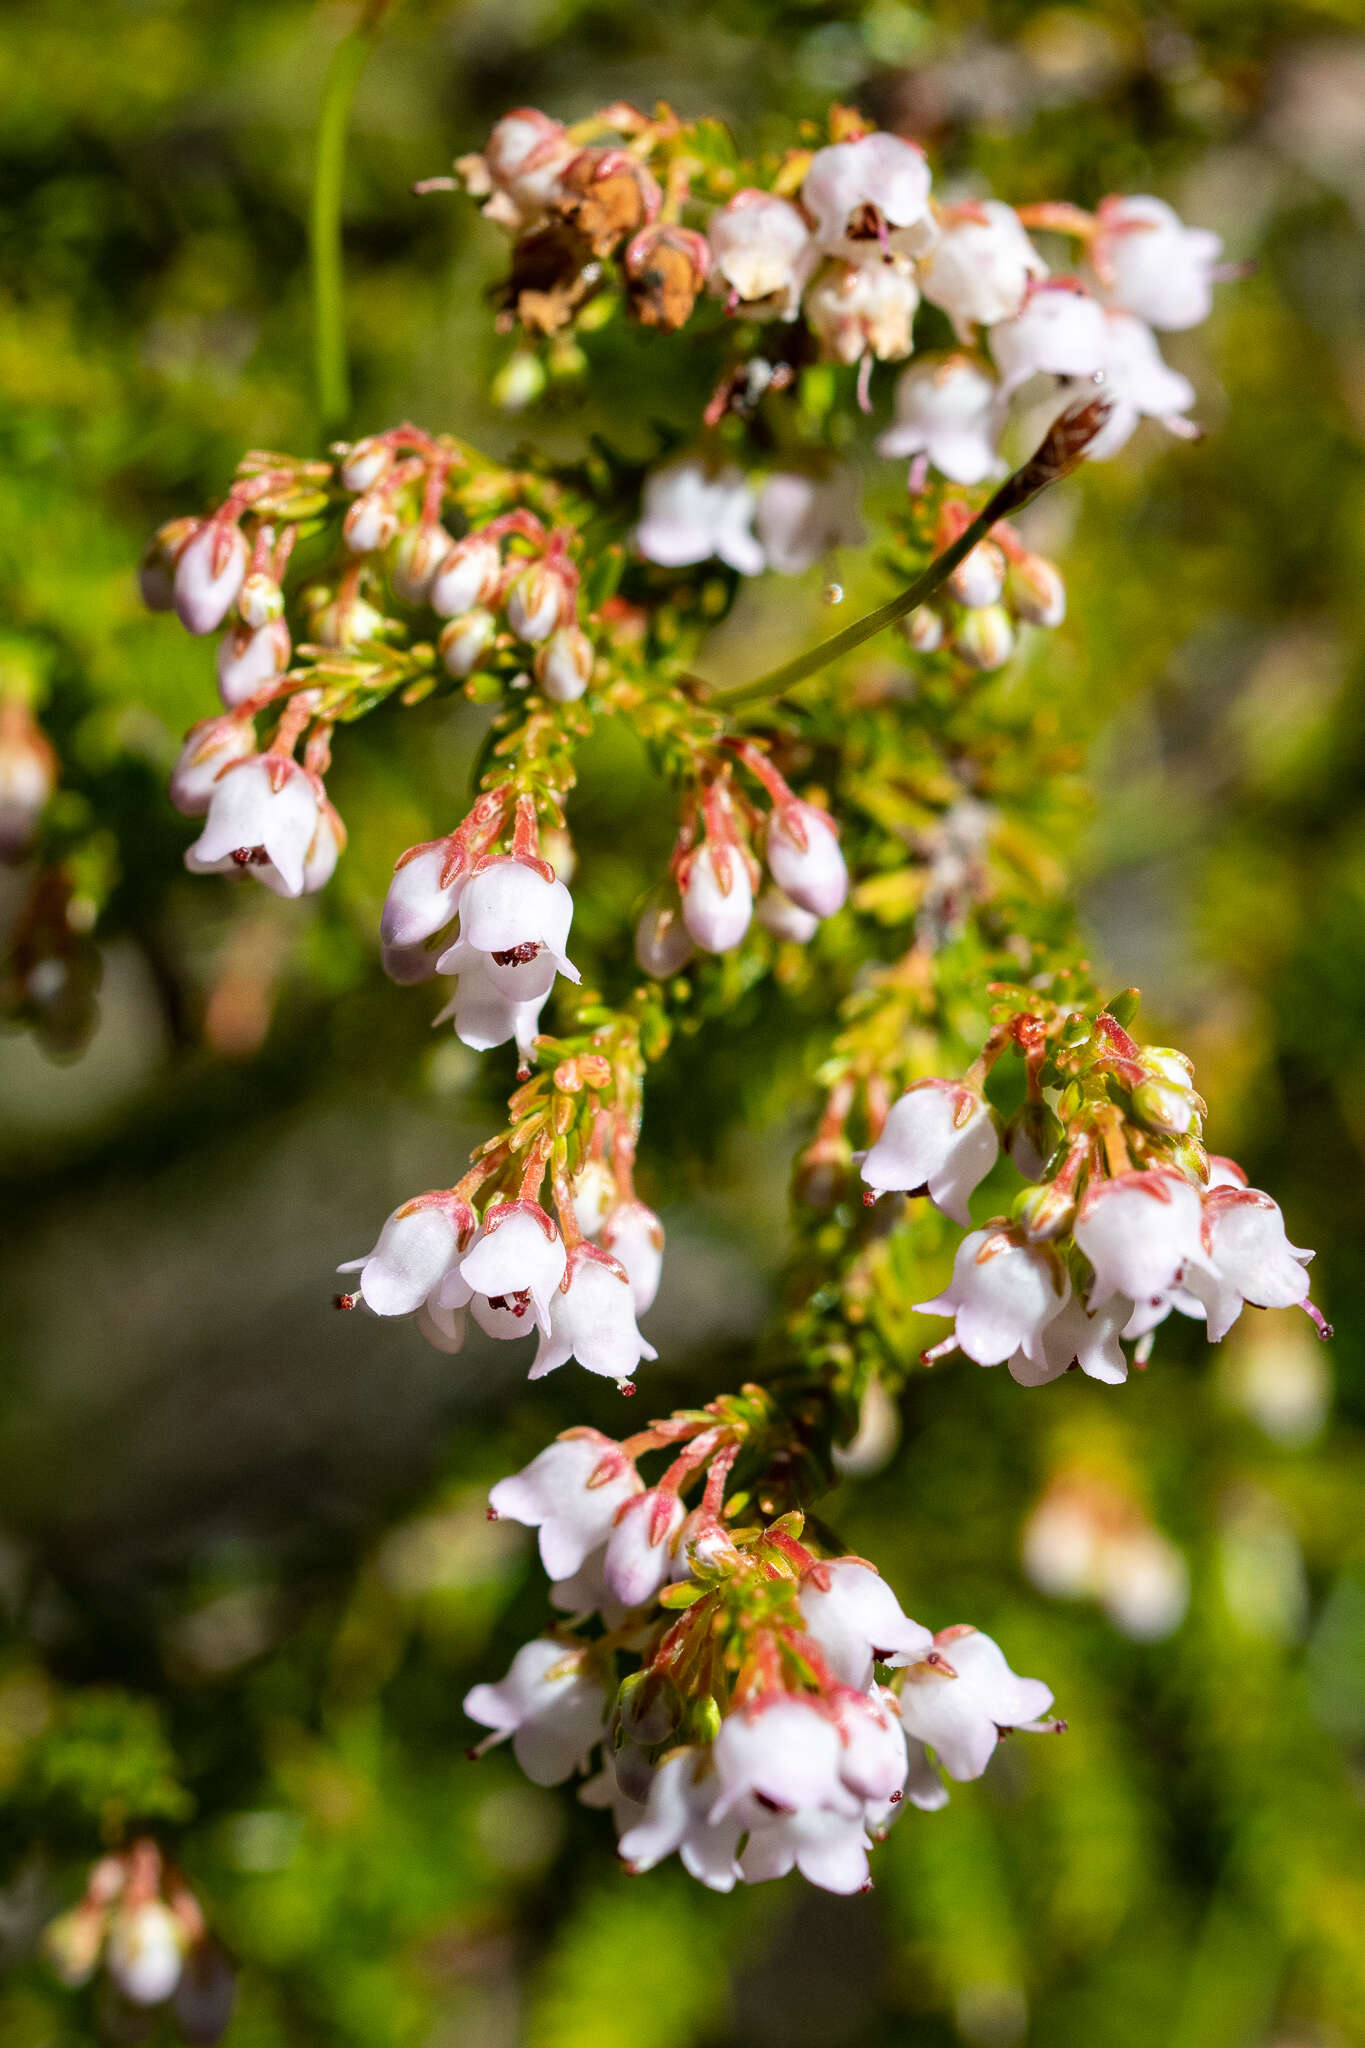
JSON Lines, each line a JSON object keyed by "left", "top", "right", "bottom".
{"left": 466, "top": 1419, "right": 1060, "bottom": 1893}
{"left": 902, "top": 501, "right": 1066, "bottom": 670}
{"left": 42, "top": 1841, "right": 234, "bottom": 2043}
{"left": 1023, "top": 1467, "right": 1189, "bottom": 1641}
{"left": 859, "top": 996, "right": 1325, "bottom": 1383}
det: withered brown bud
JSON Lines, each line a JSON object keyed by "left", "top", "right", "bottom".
{"left": 496, "top": 221, "right": 603, "bottom": 335}
{"left": 624, "top": 225, "right": 710, "bottom": 332}
{"left": 557, "top": 147, "right": 660, "bottom": 258}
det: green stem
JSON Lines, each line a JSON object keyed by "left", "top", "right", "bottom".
{"left": 311, "top": 25, "right": 377, "bottom": 432}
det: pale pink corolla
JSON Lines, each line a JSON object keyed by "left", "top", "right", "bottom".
{"left": 488, "top": 1430, "right": 642, "bottom": 1580}
{"left": 710, "top": 1696, "right": 858, "bottom": 1829}
{"left": 833, "top": 1684, "right": 910, "bottom": 1806}
{"left": 600, "top": 1200, "right": 664, "bottom": 1315}
{"left": 635, "top": 459, "right": 764, "bottom": 575}
{"left": 898, "top": 1627, "right": 1056, "bottom": 1781}
{"left": 336, "top": 1192, "right": 471, "bottom": 1317}
{"left": 1091, "top": 194, "right": 1223, "bottom": 332}
{"left": 860, "top": 1080, "right": 999, "bottom": 1227}
{"left": 755, "top": 469, "right": 865, "bottom": 576}
{"left": 529, "top": 1244, "right": 658, "bottom": 1383}
{"left": 185, "top": 754, "right": 321, "bottom": 898}
{"left": 430, "top": 941, "right": 548, "bottom": 1061}
{"left": 801, "top": 133, "right": 936, "bottom": 261}
{"left": 707, "top": 190, "right": 815, "bottom": 315}
{"left": 804, "top": 257, "right": 920, "bottom": 364}
{"left": 915, "top": 1226, "right": 1070, "bottom": 1367}
{"left": 1184, "top": 1187, "right": 1315, "bottom": 1343}
{"left": 877, "top": 354, "right": 1004, "bottom": 485}
{"left": 602, "top": 1488, "right": 685, "bottom": 1606}
{"left": 451, "top": 856, "right": 579, "bottom": 1000}
{"left": 681, "top": 842, "right": 754, "bottom": 954}
{"left": 168, "top": 716, "right": 257, "bottom": 818}
{"left": 617, "top": 1748, "right": 743, "bottom": 1891}
{"left": 1074, "top": 1168, "right": 1210, "bottom": 1312}
{"left": 459, "top": 1201, "right": 567, "bottom": 1337}
{"left": 987, "top": 282, "right": 1109, "bottom": 396}
{"left": 172, "top": 521, "right": 247, "bottom": 636}
{"left": 461, "top": 109, "right": 576, "bottom": 234}
{"left": 430, "top": 534, "right": 502, "bottom": 617}
{"left": 739, "top": 1806, "right": 874, "bottom": 1895}
{"left": 381, "top": 843, "right": 464, "bottom": 949}
{"left": 919, "top": 200, "right": 1047, "bottom": 338}
{"left": 765, "top": 802, "right": 849, "bottom": 919}
{"left": 1007, "top": 1294, "right": 1131, "bottom": 1387}
{"left": 216, "top": 618, "right": 289, "bottom": 709}
{"left": 1083, "top": 311, "right": 1197, "bottom": 460}
{"left": 799, "top": 1558, "right": 933, "bottom": 1691}
{"left": 463, "top": 1637, "right": 609, "bottom": 1785}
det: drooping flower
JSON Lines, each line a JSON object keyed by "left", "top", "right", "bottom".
{"left": 602, "top": 1488, "right": 686, "bottom": 1606}
{"left": 1082, "top": 311, "right": 1197, "bottom": 460}
{"left": 764, "top": 801, "right": 850, "bottom": 919}
{"left": 709, "top": 1696, "right": 857, "bottom": 1828}
{"left": 172, "top": 522, "right": 248, "bottom": 636}
{"left": 915, "top": 1225, "right": 1070, "bottom": 1366}
{"left": 336, "top": 1191, "right": 473, "bottom": 1317}
{"left": 918, "top": 200, "right": 1047, "bottom": 339}
{"left": 1073, "top": 1168, "right": 1210, "bottom": 1312}
{"left": 801, "top": 133, "right": 936, "bottom": 261}
{"left": 459, "top": 1200, "right": 568, "bottom": 1337}
{"left": 617, "top": 1747, "right": 743, "bottom": 1891}
{"left": 755, "top": 469, "right": 865, "bottom": 576}
{"left": 1006, "top": 1294, "right": 1131, "bottom": 1387}
{"left": 600, "top": 1200, "right": 665, "bottom": 1315}
{"left": 860, "top": 1080, "right": 999, "bottom": 1227}
{"left": 876, "top": 355, "right": 1004, "bottom": 485}
{"left": 988, "top": 282, "right": 1109, "bottom": 396}
{"left": 488, "top": 1430, "right": 642, "bottom": 1579}
{"left": 167, "top": 716, "right": 256, "bottom": 820}
{"left": 463, "top": 1638, "right": 610, "bottom": 1785}
{"left": 897, "top": 1626, "right": 1056, "bottom": 1780}
{"left": 449, "top": 855, "right": 579, "bottom": 1001}
{"left": 528, "top": 1243, "right": 658, "bottom": 1382}
{"left": 804, "top": 257, "right": 920, "bottom": 364}
{"left": 799, "top": 1559, "right": 934, "bottom": 1691}
{"left": 635, "top": 459, "right": 764, "bottom": 575}
{"left": 1090, "top": 193, "right": 1224, "bottom": 331}
{"left": 381, "top": 841, "right": 465, "bottom": 951}
{"left": 431, "top": 941, "right": 550, "bottom": 1061}
{"left": 1183, "top": 1187, "right": 1315, "bottom": 1343}
{"left": 185, "top": 754, "right": 323, "bottom": 898}
{"left": 681, "top": 840, "right": 755, "bottom": 954}
{"left": 739, "top": 1805, "right": 875, "bottom": 1895}
{"left": 706, "top": 190, "right": 815, "bottom": 316}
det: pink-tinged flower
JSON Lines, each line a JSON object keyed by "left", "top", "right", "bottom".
{"left": 185, "top": 755, "right": 322, "bottom": 898}
{"left": 438, "top": 609, "right": 497, "bottom": 678}
{"left": 739, "top": 1806, "right": 874, "bottom": 1895}
{"left": 1184, "top": 1187, "right": 1315, "bottom": 1343}
{"left": 215, "top": 618, "right": 289, "bottom": 709}
{"left": 138, "top": 516, "right": 198, "bottom": 612}
{"left": 603, "top": 1488, "right": 686, "bottom": 1606}
{"left": 876, "top": 355, "right": 1004, "bottom": 485}
{"left": 1091, "top": 194, "right": 1223, "bottom": 332}
{"left": 681, "top": 842, "right": 754, "bottom": 954}
{"left": 452, "top": 856, "right": 579, "bottom": 1000}
{"left": 1007, "top": 1295, "right": 1131, "bottom": 1387}
{"left": 172, "top": 522, "right": 248, "bottom": 636}
{"left": 804, "top": 257, "right": 920, "bottom": 364}
{"left": 757, "top": 887, "right": 819, "bottom": 943}
{"left": 488, "top": 1430, "right": 642, "bottom": 1580}
{"left": 635, "top": 459, "right": 764, "bottom": 576}
{"left": 860, "top": 1080, "right": 999, "bottom": 1227}
{"left": 391, "top": 523, "right": 454, "bottom": 605}
{"left": 1077, "top": 311, "right": 1197, "bottom": 460}
{"left": 463, "top": 1637, "right": 609, "bottom": 1785}
{"left": 898, "top": 1627, "right": 1056, "bottom": 1780}
{"left": 902, "top": 1739, "right": 949, "bottom": 1812}
{"left": 459, "top": 1201, "right": 567, "bottom": 1337}
{"left": 710, "top": 1696, "right": 858, "bottom": 1829}
{"left": 168, "top": 717, "right": 256, "bottom": 819}
{"left": 1074, "top": 1168, "right": 1210, "bottom": 1312}
{"left": 618, "top": 1748, "right": 743, "bottom": 1891}
{"left": 799, "top": 1558, "right": 934, "bottom": 1691}
{"left": 765, "top": 801, "right": 849, "bottom": 918}
{"left": 430, "top": 534, "right": 502, "bottom": 617}
{"left": 536, "top": 625, "right": 594, "bottom": 702}
{"left": 458, "top": 109, "right": 576, "bottom": 234}
{"left": 338, "top": 436, "right": 394, "bottom": 493}
{"left": 506, "top": 560, "right": 573, "bottom": 644}
{"left": 600, "top": 1200, "right": 665, "bottom": 1315}
{"left": 707, "top": 190, "right": 815, "bottom": 315}
{"left": 755, "top": 469, "right": 865, "bottom": 577}
{"left": 105, "top": 1901, "right": 185, "bottom": 2007}
{"left": 915, "top": 1226, "right": 1070, "bottom": 1367}
{"left": 919, "top": 201, "right": 1047, "bottom": 339}
{"left": 432, "top": 945, "right": 549, "bottom": 1061}
{"left": 529, "top": 1244, "right": 658, "bottom": 1382}
{"left": 946, "top": 538, "right": 1005, "bottom": 609}
{"left": 834, "top": 1685, "right": 910, "bottom": 1805}
{"left": 381, "top": 842, "right": 465, "bottom": 949}
{"left": 336, "top": 1191, "right": 472, "bottom": 1317}
{"left": 634, "top": 889, "right": 696, "bottom": 978}
{"left": 1207, "top": 1155, "right": 1247, "bottom": 1190}
{"left": 342, "top": 493, "right": 398, "bottom": 555}
{"left": 987, "top": 282, "right": 1109, "bottom": 396}
{"left": 415, "top": 1295, "right": 468, "bottom": 1354}
{"left": 801, "top": 133, "right": 936, "bottom": 261}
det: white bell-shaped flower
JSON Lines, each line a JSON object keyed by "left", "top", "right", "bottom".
{"left": 988, "top": 282, "right": 1109, "bottom": 395}
{"left": 1007, "top": 1294, "right": 1131, "bottom": 1386}
{"left": 707, "top": 190, "right": 815, "bottom": 314}
{"left": 1082, "top": 311, "right": 1197, "bottom": 459}
{"left": 804, "top": 257, "right": 920, "bottom": 364}
{"left": 336, "top": 1192, "right": 471, "bottom": 1317}
{"left": 877, "top": 354, "right": 1004, "bottom": 485}
{"left": 1074, "top": 1168, "right": 1210, "bottom": 1312}
{"left": 172, "top": 521, "right": 248, "bottom": 636}
{"left": 709, "top": 1696, "right": 858, "bottom": 1827}
{"left": 1091, "top": 194, "right": 1223, "bottom": 331}
{"left": 898, "top": 1626, "right": 1055, "bottom": 1781}
{"left": 169, "top": 717, "right": 257, "bottom": 819}
{"left": 381, "top": 842, "right": 465, "bottom": 949}
{"left": 617, "top": 1748, "right": 743, "bottom": 1891}
{"left": 739, "top": 1806, "right": 874, "bottom": 1895}
{"left": 635, "top": 459, "right": 764, "bottom": 575}
{"left": 902, "top": 1738, "right": 950, "bottom": 1813}
{"left": 602, "top": 1488, "right": 686, "bottom": 1607}
{"left": 681, "top": 842, "right": 754, "bottom": 954}
{"left": 755, "top": 469, "right": 865, "bottom": 577}
{"left": 216, "top": 618, "right": 289, "bottom": 709}
{"left": 415, "top": 1295, "right": 468, "bottom": 1354}
{"left": 105, "top": 1901, "right": 185, "bottom": 2007}
{"left": 459, "top": 1201, "right": 567, "bottom": 1336}
{"left": 860, "top": 1080, "right": 999, "bottom": 1227}
{"left": 431, "top": 942, "right": 548, "bottom": 1062}
{"left": 455, "top": 857, "right": 579, "bottom": 1000}
{"left": 185, "top": 755, "right": 321, "bottom": 898}
{"left": 600, "top": 1201, "right": 664, "bottom": 1315}
{"left": 463, "top": 1638, "right": 609, "bottom": 1786}
{"left": 802, "top": 133, "right": 936, "bottom": 260}
{"left": 488, "top": 1431, "right": 642, "bottom": 1580}
{"left": 833, "top": 1684, "right": 910, "bottom": 1805}
{"left": 529, "top": 1244, "right": 658, "bottom": 1382}
{"left": 799, "top": 1559, "right": 934, "bottom": 1691}
{"left": 765, "top": 801, "right": 849, "bottom": 919}
{"left": 919, "top": 200, "right": 1047, "bottom": 339}
{"left": 1185, "top": 1187, "right": 1315, "bottom": 1343}
{"left": 915, "top": 1226, "right": 1070, "bottom": 1367}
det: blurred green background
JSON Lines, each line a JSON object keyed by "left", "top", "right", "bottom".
{"left": 2, "top": 1, "right": 1364, "bottom": 2044}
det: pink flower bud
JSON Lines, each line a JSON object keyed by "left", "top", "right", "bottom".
{"left": 535, "top": 625, "right": 594, "bottom": 702}
{"left": 338, "top": 435, "right": 395, "bottom": 492}
{"left": 168, "top": 716, "right": 256, "bottom": 819}
{"left": 1006, "top": 550, "right": 1066, "bottom": 627}
{"left": 381, "top": 842, "right": 464, "bottom": 949}
{"left": 173, "top": 522, "right": 248, "bottom": 636}
{"left": 765, "top": 802, "right": 849, "bottom": 919}
{"left": 139, "top": 517, "right": 198, "bottom": 611}
{"left": 343, "top": 494, "right": 399, "bottom": 554}
{"left": 506, "top": 561, "right": 570, "bottom": 644}
{"left": 682, "top": 844, "right": 753, "bottom": 954}
{"left": 634, "top": 889, "right": 694, "bottom": 978}
{"left": 946, "top": 540, "right": 1005, "bottom": 611}
{"left": 215, "top": 618, "right": 290, "bottom": 708}
{"left": 953, "top": 602, "right": 1015, "bottom": 670}
{"left": 430, "top": 535, "right": 502, "bottom": 618}
{"left": 439, "top": 609, "right": 497, "bottom": 677}
{"left": 391, "top": 523, "right": 454, "bottom": 605}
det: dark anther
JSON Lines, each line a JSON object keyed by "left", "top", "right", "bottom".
{"left": 491, "top": 942, "right": 540, "bottom": 967}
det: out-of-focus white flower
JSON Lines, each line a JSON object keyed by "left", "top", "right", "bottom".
{"left": 460, "top": 1201, "right": 568, "bottom": 1337}
{"left": 799, "top": 1559, "right": 933, "bottom": 1691}
{"left": 1091, "top": 194, "right": 1223, "bottom": 331}
{"left": 681, "top": 841, "right": 755, "bottom": 954}
{"left": 801, "top": 133, "right": 936, "bottom": 261}
{"left": 529, "top": 1244, "right": 658, "bottom": 1383}
{"left": 457, "top": 109, "right": 577, "bottom": 234}
{"left": 536, "top": 625, "right": 594, "bottom": 702}
{"left": 337, "top": 1191, "right": 473, "bottom": 1318}
{"left": 438, "top": 609, "right": 498, "bottom": 678}
{"left": 1074, "top": 1168, "right": 1210, "bottom": 1313}
{"left": 757, "top": 886, "right": 820, "bottom": 943}
{"left": 635, "top": 459, "right": 764, "bottom": 575}
{"left": 898, "top": 1627, "right": 1056, "bottom": 1780}
{"left": 172, "top": 522, "right": 248, "bottom": 636}
{"left": 338, "top": 436, "right": 394, "bottom": 493}
{"left": 343, "top": 493, "right": 399, "bottom": 555}
{"left": 860, "top": 1080, "right": 999, "bottom": 1227}
{"left": 988, "top": 282, "right": 1109, "bottom": 396}
{"left": 764, "top": 800, "right": 849, "bottom": 919}
{"left": 463, "top": 1638, "right": 609, "bottom": 1785}
{"left": 915, "top": 1226, "right": 1070, "bottom": 1367}
{"left": 185, "top": 755, "right": 323, "bottom": 898}
{"left": 105, "top": 1901, "right": 186, "bottom": 2007}
{"left": 1082, "top": 311, "right": 1197, "bottom": 459}
{"left": 1007, "top": 1295, "right": 1131, "bottom": 1387}
{"left": 168, "top": 716, "right": 256, "bottom": 820}
{"left": 755, "top": 469, "right": 866, "bottom": 576}
{"left": 507, "top": 560, "right": 574, "bottom": 644}
{"left": 617, "top": 1748, "right": 743, "bottom": 1891}
{"left": 707, "top": 190, "right": 815, "bottom": 315}
{"left": 215, "top": 619, "right": 290, "bottom": 709}
{"left": 877, "top": 355, "right": 1004, "bottom": 484}
{"left": 488, "top": 1431, "right": 642, "bottom": 1580}
{"left": 634, "top": 890, "right": 695, "bottom": 979}
{"left": 804, "top": 257, "right": 920, "bottom": 364}
{"left": 391, "top": 523, "right": 453, "bottom": 605}
{"left": 603, "top": 1488, "right": 685, "bottom": 1606}
{"left": 946, "top": 538, "right": 1005, "bottom": 610}
{"left": 919, "top": 201, "right": 1047, "bottom": 339}
{"left": 430, "top": 534, "right": 502, "bottom": 617}
{"left": 600, "top": 1200, "right": 665, "bottom": 1315}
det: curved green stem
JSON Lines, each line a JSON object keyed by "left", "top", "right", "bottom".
{"left": 311, "top": 23, "right": 379, "bottom": 432}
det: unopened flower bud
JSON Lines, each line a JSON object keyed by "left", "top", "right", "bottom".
{"left": 1015, "top": 1178, "right": 1078, "bottom": 1241}
{"left": 216, "top": 618, "right": 290, "bottom": 708}
{"left": 682, "top": 843, "right": 753, "bottom": 954}
{"left": 431, "top": 535, "right": 502, "bottom": 618}
{"left": 1006, "top": 550, "right": 1066, "bottom": 627}
{"left": 535, "top": 625, "right": 593, "bottom": 702}
{"left": 1005, "top": 1102, "right": 1063, "bottom": 1181}
{"left": 173, "top": 522, "right": 248, "bottom": 636}
{"left": 758, "top": 885, "right": 819, "bottom": 943}
{"left": 439, "top": 610, "right": 498, "bottom": 678}
{"left": 0, "top": 700, "right": 59, "bottom": 858}
{"left": 506, "top": 561, "right": 570, "bottom": 643}
{"left": 311, "top": 591, "right": 389, "bottom": 650}
{"left": 492, "top": 350, "right": 548, "bottom": 411}
{"left": 338, "top": 435, "right": 395, "bottom": 492}
{"left": 634, "top": 888, "right": 694, "bottom": 979}
{"left": 169, "top": 715, "right": 256, "bottom": 818}
{"left": 947, "top": 539, "right": 1005, "bottom": 610}
{"left": 139, "top": 517, "right": 198, "bottom": 611}
{"left": 391, "top": 523, "right": 454, "bottom": 605}
{"left": 953, "top": 602, "right": 1015, "bottom": 671}
{"left": 903, "top": 606, "right": 945, "bottom": 654}
{"left": 237, "top": 570, "right": 285, "bottom": 629}
{"left": 1131, "top": 1078, "right": 1196, "bottom": 1136}
{"left": 343, "top": 493, "right": 399, "bottom": 555}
